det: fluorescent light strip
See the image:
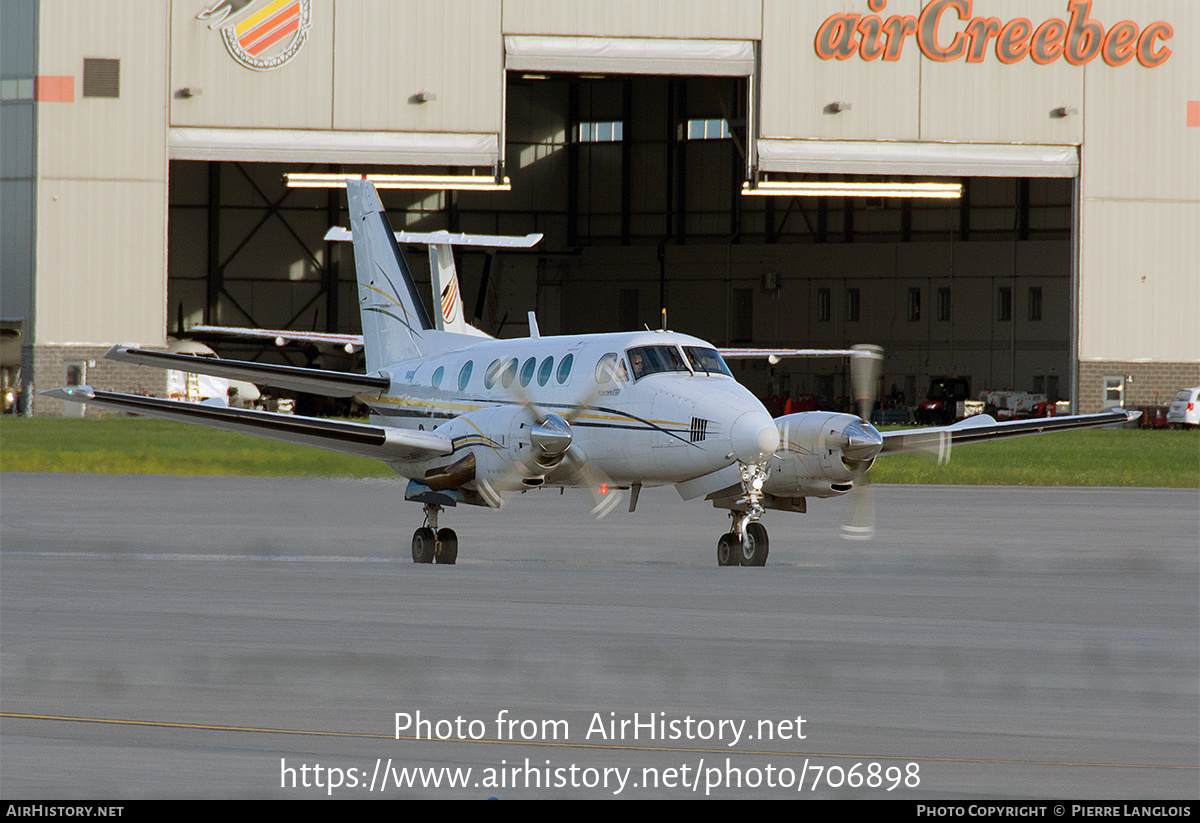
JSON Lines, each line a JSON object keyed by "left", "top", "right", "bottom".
{"left": 285, "top": 173, "right": 511, "bottom": 191}
{"left": 742, "top": 181, "right": 962, "bottom": 199}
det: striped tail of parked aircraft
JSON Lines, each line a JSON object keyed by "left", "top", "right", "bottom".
{"left": 46, "top": 179, "right": 1138, "bottom": 566}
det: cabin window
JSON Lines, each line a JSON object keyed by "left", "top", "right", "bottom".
{"left": 458, "top": 361, "right": 473, "bottom": 391}
{"left": 595, "top": 352, "right": 620, "bottom": 383}
{"left": 519, "top": 357, "right": 536, "bottom": 387}
{"left": 626, "top": 345, "right": 689, "bottom": 380}
{"left": 556, "top": 354, "right": 574, "bottom": 384}
{"left": 484, "top": 359, "right": 502, "bottom": 389}
{"left": 500, "top": 358, "right": 518, "bottom": 389}
{"left": 537, "top": 356, "right": 554, "bottom": 387}
{"left": 431, "top": 366, "right": 444, "bottom": 388}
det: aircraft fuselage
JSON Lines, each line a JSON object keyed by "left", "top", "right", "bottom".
{"left": 361, "top": 329, "right": 778, "bottom": 490}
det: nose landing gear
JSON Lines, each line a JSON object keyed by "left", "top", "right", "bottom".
{"left": 717, "top": 463, "right": 770, "bottom": 566}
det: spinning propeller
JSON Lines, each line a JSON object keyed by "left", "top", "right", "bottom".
{"left": 841, "top": 344, "right": 884, "bottom": 541}
{"left": 505, "top": 367, "right": 624, "bottom": 519}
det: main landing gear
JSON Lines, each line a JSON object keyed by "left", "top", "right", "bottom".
{"left": 412, "top": 504, "right": 457, "bottom": 565}
{"left": 717, "top": 521, "right": 769, "bottom": 566}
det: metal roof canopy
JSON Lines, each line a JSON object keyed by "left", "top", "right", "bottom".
{"left": 168, "top": 129, "right": 499, "bottom": 167}
{"left": 758, "top": 140, "right": 1080, "bottom": 179}
{"left": 505, "top": 36, "right": 755, "bottom": 76}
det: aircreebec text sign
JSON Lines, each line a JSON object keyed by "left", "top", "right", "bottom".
{"left": 814, "top": 0, "right": 1173, "bottom": 67}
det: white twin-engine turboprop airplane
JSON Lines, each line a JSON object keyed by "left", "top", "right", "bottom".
{"left": 47, "top": 180, "right": 1136, "bottom": 566}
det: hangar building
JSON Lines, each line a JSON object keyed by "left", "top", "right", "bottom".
{"left": 3, "top": 0, "right": 1197, "bottom": 417}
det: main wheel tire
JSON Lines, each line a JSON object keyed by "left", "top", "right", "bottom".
{"left": 412, "top": 527, "right": 436, "bottom": 563}
{"left": 435, "top": 528, "right": 458, "bottom": 565}
{"left": 740, "top": 522, "right": 769, "bottom": 566}
{"left": 717, "top": 533, "right": 738, "bottom": 567}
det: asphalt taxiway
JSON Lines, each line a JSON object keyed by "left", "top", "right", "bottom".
{"left": 1, "top": 473, "right": 1196, "bottom": 798}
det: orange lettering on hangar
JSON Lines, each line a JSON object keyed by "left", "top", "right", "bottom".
{"left": 814, "top": 0, "right": 1173, "bottom": 67}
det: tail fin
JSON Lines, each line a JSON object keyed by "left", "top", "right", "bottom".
{"left": 346, "top": 180, "right": 433, "bottom": 372}
{"left": 428, "top": 237, "right": 491, "bottom": 338}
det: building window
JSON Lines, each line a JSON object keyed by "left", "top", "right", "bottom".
{"left": 619, "top": 289, "right": 639, "bottom": 331}
{"left": 816, "top": 288, "right": 831, "bottom": 322}
{"left": 82, "top": 58, "right": 119, "bottom": 98}
{"left": 685, "top": 118, "right": 731, "bottom": 140}
{"left": 997, "top": 287, "right": 1012, "bottom": 321}
{"left": 937, "top": 287, "right": 951, "bottom": 322}
{"left": 1028, "top": 286, "right": 1042, "bottom": 321}
{"left": 907, "top": 288, "right": 921, "bottom": 321}
{"left": 846, "top": 288, "right": 860, "bottom": 322}
{"left": 732, "top": 288, "right": 753, "bottom": 342}
{"left": 578, "top": 121, "right": 623, "bottom": 142}
{"left": 1103, "top": 375, "right": 1124, "bottom": 409}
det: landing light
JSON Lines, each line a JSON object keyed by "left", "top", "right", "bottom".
{"left": 284, "top": 173, "right": 512, "bottom": 192}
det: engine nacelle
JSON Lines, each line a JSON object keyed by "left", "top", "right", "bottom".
{"left": 764, "top": 411, "right": 883, "bottom": 499}
{"left": 418, "top": 404, "right": 574, "bottom": 492}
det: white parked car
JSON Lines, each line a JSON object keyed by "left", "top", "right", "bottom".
{"left": 1166, "top": 387, "right": 1200, "bottom": 429}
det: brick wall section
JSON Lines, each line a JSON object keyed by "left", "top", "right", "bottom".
{"left": 1078, "top": 361, "right": 1200, "bottom": 414}
{"left": 24, "top": 344, "right": 168, "bottom": 417}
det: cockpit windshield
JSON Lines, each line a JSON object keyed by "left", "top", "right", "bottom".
{"left": 682, "top": 346, "right": 733, "bottom": 377}
{"left": 626, "top": 345, "right": 689, "bottom": 380}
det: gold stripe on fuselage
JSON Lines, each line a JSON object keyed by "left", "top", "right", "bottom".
{"left": 357, "top": 394, "right": 689, "bottom": 430}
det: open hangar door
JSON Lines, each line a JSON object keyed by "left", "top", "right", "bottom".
{"left": 164, "top": 45, "right": 1078, "bottom": 420}
{"left": 500, "top": 64, "right": 1078, "bottom": 415}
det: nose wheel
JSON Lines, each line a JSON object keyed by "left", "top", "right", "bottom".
{"left": 412, "top": 504, "right": 458, "bottom": 565}
{"left": 716, "top": 463, "right": 771, "bottom": 566}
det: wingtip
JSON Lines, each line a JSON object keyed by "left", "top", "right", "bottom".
{"left": 40, "top": 385, "right": 95, "bottom": 402}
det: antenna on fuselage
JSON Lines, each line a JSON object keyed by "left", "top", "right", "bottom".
{"left": 660, "top": 308, "right": 667, "bottom": 331}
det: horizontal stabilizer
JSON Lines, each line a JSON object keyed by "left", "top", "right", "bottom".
{"left": 106, "top": 346, "right": 388, "bottom": 398}
{"left": 880, "top": 409, "right": 1139, "bottom": 455}
{"left": 324, "top": 228, "right": 543, "bottom": 248}
{"left": 720, "top": 348, "right": 860, "bottom": 359}
{"left": 188, "top": 325, "right": 363, "bottom": 351}
{"left": 42, "top": 386, "right": 452, "bottom": 463}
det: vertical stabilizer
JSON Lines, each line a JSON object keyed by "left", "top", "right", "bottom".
{"left": 347, "top": 180, "right": 433, "bottom": 372}
{"left": 428, "top": 238, "right": 492, "bottom": 339}
{"left": 428, "top": 241, "right": 465, "bottom": 333}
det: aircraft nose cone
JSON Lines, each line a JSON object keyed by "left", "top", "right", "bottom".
{"left": 842, "top": 420, "right": 884, "bottom": 461}
{"left": 730, "top": 410, "right": 780, "bottom": 464}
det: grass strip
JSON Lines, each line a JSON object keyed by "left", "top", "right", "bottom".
{"left": 2, "top": 417, "right": 1196, "bottom": 487}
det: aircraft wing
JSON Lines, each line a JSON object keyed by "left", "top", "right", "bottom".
{"left": 42, "top": 386, "right": 452, "bottom": 463}
{"left": 880, "top": 409, "right": 1139, "bottom": 455}
{"left": 106, "top": 345, "right": 388, "bottom": 398}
